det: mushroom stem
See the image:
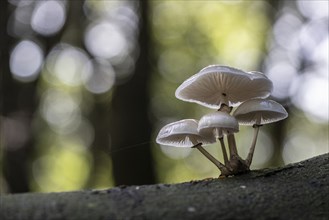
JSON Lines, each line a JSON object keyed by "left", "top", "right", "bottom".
{"left": 192, "top": 143, "right": 227, "bottom": 171}
{"left": 227, "top": 133, "right": 238, "bottom": 157}
{"left": 218, "top": 137, "right": 228, "bottom": 165}
{"left": 245, "top": 125, "right": 260, "bottom": 166}
{"left": 218, "top": 103, "right": 237, "bottom": 158}
{"left": 219, "top": 104, "right": 232, "bottom": 114}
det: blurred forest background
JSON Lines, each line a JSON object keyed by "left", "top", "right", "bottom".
{"left": 0, "top": 0, "right": 328, "bottom": 194}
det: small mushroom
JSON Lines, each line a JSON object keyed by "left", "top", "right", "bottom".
{"left": 175, "top": 65, "right": 273, "bottom": 109}
{"left": 156, "top": 119, "right": 215, "bottom": 147}
{"left": 233, "top": 98, "right": 288, "bottom": 166}
{"left": 156, "top": 119, "right": 228, "bottom": 172}
{"left": 198, "top": 111, "right": 239, "bottom": 165}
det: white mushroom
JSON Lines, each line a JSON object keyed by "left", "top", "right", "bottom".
{"left": 156, "top": 119, "right": 215, "bottom": 147}
{"left": 156, "top": 119, "right": 228, "bottom": 171}
{"left": 175, "top": 65, "right": 273, "bottom": 109}
{"left": 233, "top": 98, "right": 288, "bottom": 166}
{"left": 198, "top": 112, "right": 239, "bottom": 137}
{"left": 156, "top": 64, "right": 288, "bottom": 176}
{"left": 198, "top": 111, "right": 239, "bottom": 165}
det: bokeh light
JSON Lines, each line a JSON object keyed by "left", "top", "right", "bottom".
{"left": 81, "top": 58, "right": 116, "bottom": 94}
{"left": 32, "top": 142, "right": 91, "bottom": 192}
{"left": 10, "top": 40, "right": 43, "bottom": 82}
{"left": 297, "top": 0, "right": 329, "bottom": 19}
{"left": 40, "top": 89, "right": 81, "bottom": 134}
{"left": 45, "top": 44, "right": 89, "bottom": 86}
{"left": 84, "top": 21, "right": 128, "bottom": 60}
{"left": 267, "top": 61, "right": 297, "bottom": 99}
{"left": 8, "top": 0, "right": 33, "bottom": 7}
{"left": 31, "top": 0, "right": 66, "bottom": 36}
{"left": 291, "top": 73, "right": 329, "bottom": 122}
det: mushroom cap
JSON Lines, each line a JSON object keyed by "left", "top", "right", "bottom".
{"left": 175, "top": 65, "right": 273, "bottom": 108}
{"left": 198, "top": 112, "right": 239, "bottom": 138}
{"left": 233, "top": 98, "right": 288, "bottom": 125}
{"left": 156, "top": 119, "right": 216, "bottom": 147}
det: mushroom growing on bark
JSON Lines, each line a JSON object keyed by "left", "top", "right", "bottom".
{"left": 156, "top": 119, "right": 230, "bottom": 174}
{"left": 233, "top": 98, "right": 288, "bottom": 166}
{"left": 175, "top": 65, "right": 273, "bottom": 173}
{"left": 157, "top": 65, "right": 288, "bottom": 177}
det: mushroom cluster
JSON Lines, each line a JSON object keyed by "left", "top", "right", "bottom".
{"left": 156, "top": 65, "right": 288, "bottom": 176}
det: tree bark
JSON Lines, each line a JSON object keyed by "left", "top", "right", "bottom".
{"left": 1, "top": 153, "right": 328, "bottom": 220}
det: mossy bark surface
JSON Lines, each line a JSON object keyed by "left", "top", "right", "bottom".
{"left": 1, "top": 153, "right": 328, "bottom": 220}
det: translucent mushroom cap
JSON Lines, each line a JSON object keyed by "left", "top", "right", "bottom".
{"left": 233, "top": 98, "right": 288, "bottom": 125}
{"left": 198, "top": 112, "right": 239, "bottom": 138}
{"left": 175, "top": 65, "right": 273, "bottom": 109}
{"left": 156, "top": 119, "right": 216, "bottom": 147}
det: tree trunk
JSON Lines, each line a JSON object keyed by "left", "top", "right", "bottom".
{"left": 109, "top": 0, "right": 156, "bottom": 185}
{"left": 1, "top": 153, "right": 328, "bottom": 220}
{"left": 0, "top": 0, "right": 38, "bottom": 193}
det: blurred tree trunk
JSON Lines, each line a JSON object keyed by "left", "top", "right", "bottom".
{"left": 109, "top": 0, "right": 156, "bottom": 185}
{"left": 86, "top": 97, "right": 112, "bottom": 188}
{"left": 0, "top": 0, "right": 38, "bottom": 193}
{"left": 266, "top": 109, "right": 289, "bottom": 166}
{"left": 261, "top": 0, "right": 288, "bottom": 167}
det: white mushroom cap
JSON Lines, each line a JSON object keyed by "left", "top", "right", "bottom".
{"left": 198, "top": 112, "right": 239, "bottom": 138}
{"left": 233, "top": 98, "right": 288, "bottom": 125}
{"left": 175, "top": 65, "right": 273, "bottom": 108}
{"left": 156, "top": 119, "right": 216, "bottom": 147}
